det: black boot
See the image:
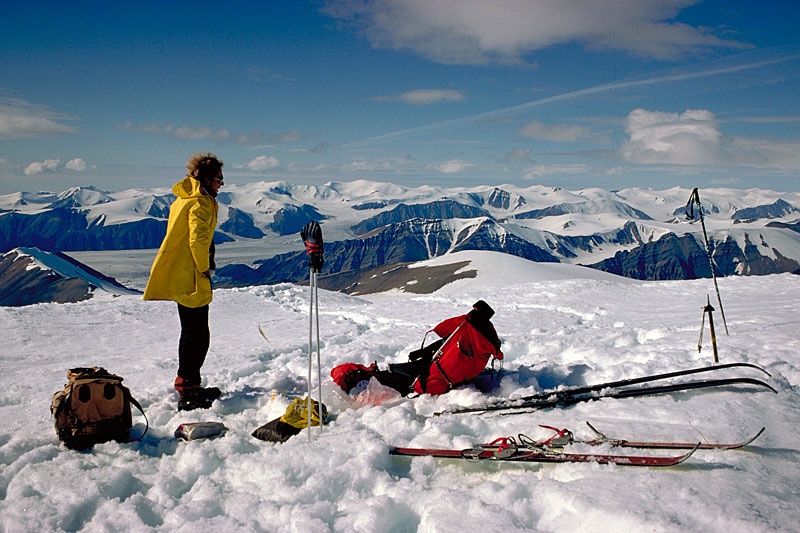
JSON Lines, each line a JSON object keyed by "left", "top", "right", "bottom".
{"left": 178, "top": 388, "right": 218, "bottom": 411}
{"left": 199, "top": 386, "right": 222, "bottom": 401}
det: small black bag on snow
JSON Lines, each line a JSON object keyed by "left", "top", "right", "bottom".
{"left": 51, "top": 367, "right": 148, "bottom": 450}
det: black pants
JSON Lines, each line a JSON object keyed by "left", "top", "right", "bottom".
{"left": 177, "top": 303, "right": 209, "bottom": 388}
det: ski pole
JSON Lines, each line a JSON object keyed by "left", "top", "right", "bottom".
{"left": 703, "top": 296, "right": 719, "bottom": 363}
{"left": 685, "top": 188, "right": 729, "bottom": 334}
{"left": 315, "top": 267, "right": 322, "bottom": 433}
{"left": 308, "top": 267, "right": 314, "bottom": 441}
{"left": 301, "top": 221, "right": 324, "bottom": 441}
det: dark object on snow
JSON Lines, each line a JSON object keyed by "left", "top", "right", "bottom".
{"left": 330, "top": 300, "right": 503, "bottom": 396}
{"left": 252, "top": 418, "right": 302, "bottom": 443}
{"left": 300, "top": 221, "right": 324, "bottom": 272}
{"left": 178, "top": 386, "right": 221, "bottom": 411}
{"left": 439, "top": 362, "right": 775, "bottom": 415}
{"left": 252, "top": 397, "right": 328, "bottom": 443}
{"left": 51, "top": 367, "right": 148, "bottom": 450}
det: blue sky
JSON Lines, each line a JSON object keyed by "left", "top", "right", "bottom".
{"left": 2, "top": 0, "right": 799, "bottom": 194}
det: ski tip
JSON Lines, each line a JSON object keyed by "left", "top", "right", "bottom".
{"left": 754, "top": 379, "right": 778, "bottom": 393}
{"left": 743, "top": 427, "right": 766, "bottom": 447}
{"left": 729, "top": 362, "right": 771, "bottom": 377}
{"left": 731, "top": 377, "right": 778, "bottom": 394}
{"left": 674, "top": 442, "right": 702, "bottom": 466}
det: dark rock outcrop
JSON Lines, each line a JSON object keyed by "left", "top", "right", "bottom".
{"left": 220, "top": 207, "right": 265, "bottom": 239}
{"left": 217, "top": 218, "right": 557, "bottom": 288}
{"left": 351, "top": 200, "right": 492, "bottom": 235}
{"left": 587, "top": 232, "right": 800, "bottom": 279}
{"left": 732, "top": 199, "right": 799, "bottom": 221}
{"left": 269, "top": 204, "right": 326, "bottom": 236}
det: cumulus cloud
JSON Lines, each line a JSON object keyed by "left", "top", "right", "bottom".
{"left": 322, "top": 0, "right": 748, "bottom": 64}
{"left": 24, "top": 158, "right": 61, "bottom": 176}
{"left": 22, "top": 157, "right": 92, "bottom": 175}
{"left": 0, "top": 97, "right": 78, "bottom": 139}
{"left": 373, "top": 89, "right": 465, "bottom": 106}
{"left": 518, "top": 120, "right": 598, "bottom": 142}
{"left": 65, "top": 158, "right": 87, "bottom": 171}
{"left": 247, "top": 155, "right": 280, "bottom": 171}
{"left": 620, "top": 108, "right": 800, "bottom": 169}
{"left": 430, "top": 159, "right": 473, "bottom": 173}
{"left": 620, "top": 108, "right": 727, "bottom": 165}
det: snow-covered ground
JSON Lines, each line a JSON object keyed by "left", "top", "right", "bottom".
{"left": 1, "top": 251, "right": 799, "bottom": 532}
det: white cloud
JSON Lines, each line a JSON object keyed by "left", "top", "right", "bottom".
{"left": 247, "top": 155, "right": 280, "bottom": 171}
{"left": 431, "top": 159, "right": 473, "bottom": 173}
{"left": 620, "top": 108, "right": 727, "bottom": 165}
{"left": 65, "top": 158, "right": 87, "bottom": 171}
{"left": 24, "top": 158, "right": 61, "bottom": 176}
{"left": 518, "top": 120, "right": 597, "bottom": 142}
{"left": 620, "top": 108, "right": 800, "bottom": 169}
{"left": 323, "top": 0, "right": 748, "bottom": 64}
{"left": 374, "top": 89, "right": 465, "bottom": 106}
{"left": 0, "top": 97, "right": 78, "bottom": 139}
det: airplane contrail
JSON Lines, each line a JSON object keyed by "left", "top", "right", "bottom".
{"left": 341, "top": 53, "right": 800, "bottom": 148}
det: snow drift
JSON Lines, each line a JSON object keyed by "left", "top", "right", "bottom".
{"left": 0, "top": 251, "right": 798, "bottom": 531}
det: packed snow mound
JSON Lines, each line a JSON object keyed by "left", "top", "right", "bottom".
{"left": 1, "top": 272, "right": 798, "bottom": 531}
{"left": 407, "top": 250, "right": 628, "bottom": 294}
{"left": 320, "top": 250, "right": 628, "bottom": 296}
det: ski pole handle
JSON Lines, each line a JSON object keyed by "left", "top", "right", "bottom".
{"left": 301, "top": 221, "right": 324, "bottom": 272}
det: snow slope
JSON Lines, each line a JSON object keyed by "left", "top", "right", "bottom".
{"left": 1, "top": 253, "right": 798, "bottom": 532}
{"left": 12, "top": 247, "right": 140, "bottom": 298}
{"left": 402, "top": 250, "right": 628, "bottom": 295}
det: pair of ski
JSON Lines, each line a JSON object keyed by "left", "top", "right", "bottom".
{"left": 390, "top": 422, "right": 765, "bottom": 467}
{"left": 436, "top": 362, "right": 776, "bottom": 416}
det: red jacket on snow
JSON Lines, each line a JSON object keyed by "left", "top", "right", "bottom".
{"left": 413, "top": 313, "right": 503, "bottom": 395}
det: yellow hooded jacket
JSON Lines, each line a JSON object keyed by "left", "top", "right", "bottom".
{"left": 143, "top": 177, "right": 218, "bottom": 308}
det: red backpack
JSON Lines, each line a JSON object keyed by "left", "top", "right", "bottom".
{"left": 413, "top": 300, "right": 503, "bottom": 395}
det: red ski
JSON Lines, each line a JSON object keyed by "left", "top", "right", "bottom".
{"left": 390, "top": 436, "right": 700, "bottom": 467}
{"left": 580, "top": 422, "right": 765, "bottom": 450}
{"left": 503, "top": 423, "right": 766, "bottom": 450}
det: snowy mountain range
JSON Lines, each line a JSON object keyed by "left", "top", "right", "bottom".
{"left": 2, "top": 181, "right": 800, "bottom": 289}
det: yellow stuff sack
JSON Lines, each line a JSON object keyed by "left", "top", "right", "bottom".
{"left": 51, "top": 367, "right": 148, "bottom": 450}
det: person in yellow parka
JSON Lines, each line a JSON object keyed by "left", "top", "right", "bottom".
{"left": 143, "top": 152, "right": 224, "bottom": 411}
